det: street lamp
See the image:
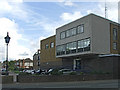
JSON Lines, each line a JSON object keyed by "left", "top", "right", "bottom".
{"left": 4, "top": 32, "right": 11, "bottom": 75}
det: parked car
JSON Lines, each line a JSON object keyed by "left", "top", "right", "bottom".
{"left": 45, "top": 68, "right": 53, "bottom": 75}
{"left": 59, "top": 69, "right": 75, "bottom": 75}
{"left": 1, "top": 69, "right": 9, "bottom": 75}
{"left": 35, "top": 69, "right": 43, "bottom": 74}
{"left": 24, "top": 70, "right": 35, "bottom": 74}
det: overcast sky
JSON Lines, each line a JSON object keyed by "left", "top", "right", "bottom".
{"left": 0, "top": 0, "right": 119, "bottom": 62}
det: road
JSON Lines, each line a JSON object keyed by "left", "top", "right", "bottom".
{"left": 1, "top": 80, "right": 119, "bottom": 89}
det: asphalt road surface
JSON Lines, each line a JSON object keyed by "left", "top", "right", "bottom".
{"left": 1, "top": 80, "right": 120, "bottom": 89}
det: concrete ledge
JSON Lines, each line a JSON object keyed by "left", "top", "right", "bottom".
{"left": 2, "top": 76, "right": 13, "bottom": 84}
{"left": 17, "top": 74, "right": 113, "bottom": 83}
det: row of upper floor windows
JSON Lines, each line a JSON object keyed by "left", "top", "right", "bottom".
{"left": 60, "top": 24, "right": 84, "bottom": 39}
{"left": 56, "top": 38, "right": 90, "bottom": 56}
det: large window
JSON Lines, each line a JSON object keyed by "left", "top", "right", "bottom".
{"left": 56, "top": 45, "right": 66, "bottom": 55}
{"left": 60, "top": 32, "right": 65, "bottom": 39}
{"left": 77, "top": 25, "right": 84, "bottom": 34}
{"left": 113, "top": 28, "right": 117, "bottom": 40}
{"left": 56, "top": 38, "right": 90, "bottom": 56}
{"left": 66, "top": 42, "right": 77, "bottom": 54}
{"left": 78, "top": 38, "right": 90, "bottom": 52}
{"left": 78, "top": 40, "right": 84, "bottom": 52}
{"left": 83, "top": 38, "right": 90, "bottom": 51}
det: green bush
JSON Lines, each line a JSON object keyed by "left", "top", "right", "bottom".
{"left": 51, "top": 69, "right": 63, "bottom": 75}
{"left": 80, "top": 72, "right": 84, "bottom": 75}
{"left": 69, "top": 72, "right": 77, "bottom": 75}
{"left": 14, "top": 71, "right": 20, "bottom": 74}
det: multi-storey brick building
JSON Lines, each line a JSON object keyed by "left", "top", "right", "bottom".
{"left": 40, "top": 35, "right": 62, "bottom": 70}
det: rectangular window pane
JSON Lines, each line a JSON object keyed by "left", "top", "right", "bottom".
{"left": 50, "top": 42, "right": 54, "bottom": 48}
{"left": 84, "top": 38, "right": 90, "bottom": 51}
{"left": 77, "top": 25, "right": 84, "bottom": 34}
{"left": 45, "top": 44, "right": 49, "bottom": 49}
{"left": 71, "top": 28, "right": 76, "bottom": 36}
{"left": 113, "top": 42, "right": 117, "bottom": 50}
{"left": 56, "top": 45, "right": 66, "bottom": 55}
{"left": 78, "top": 38, "right": 90, "bottom": 52}
{"left": 113, "top": 28, "right": 117, "bottom": 40}
{"left": 66, "top": 30, "right": 71, "bottom": 37}
{"left": 78, "top": 40, "right": 84, "bottom": 52}
{"left": 60, "top": 32, "right": 65, "bottom": 39}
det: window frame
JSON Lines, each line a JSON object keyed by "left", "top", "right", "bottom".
{"left": 77, "top": 24, "right": 84, "bottom": 34}
{"left": 113, "top": 42, "right": 117, "bottom": 50}
{"left": 50, "top": 42, "right": 54, "bottom": 48}
{"left": 113, "top": 28, "right": 117, "bottom": 41}
{"left": 45, "top": 44, "right": 49, "bottom": 49}
{"left": 60, "top": 31, "right": 66, "bottom": 39}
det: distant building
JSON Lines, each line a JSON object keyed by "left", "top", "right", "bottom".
{"left": 15, "top": 58, "right": 33, "bottom": 69}
{"left": 40, "top": 35, "right": 62, "bottom": 70}
{"left": 33, "top": 49, "right": 40, "bottom": 70}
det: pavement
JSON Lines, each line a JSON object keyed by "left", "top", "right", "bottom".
{"left": 1, "top": 79, "right": 120, "bottom": 89}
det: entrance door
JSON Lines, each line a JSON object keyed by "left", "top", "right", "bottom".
{"left": 73, "top": 59, "right": 81, "bottom": 70}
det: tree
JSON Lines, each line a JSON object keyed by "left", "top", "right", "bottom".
{"left": 8, "top": 61, "right": 16, "bottom": 71}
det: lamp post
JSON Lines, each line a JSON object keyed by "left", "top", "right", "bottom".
{"left": 4, "top": 32, "right": 11, "bottom": 75}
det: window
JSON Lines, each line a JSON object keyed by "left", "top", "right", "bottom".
{"left": 56, "top": 45, "right": 66, "bottom": 55}
{"left": 71, "top": 27, "right": 76, "bottom": 36}
{"left": 77, "top": 25, "right": 84, "bottom": 34}
{"left": 38, "top": 56, "right": 40, "bottom": 60}
{"left": 50, "top": 42, "right": 54, "bottom": 48}
{"left": 66, "top": 30, "right": 71, "bottom": 37}
{"left": 66, "top": 42, "right": 76, "bottom": 54}
{"left": 60, "top": 32, "right": 65, "bottom": 39}
{"left": 83, "top": 38, "right": 90, "bottom": 51}
{"left": 66, "top": 28, "right": 76, "bottom": 37}
{"left": 45, "top": 44, "right": 49, "bottom": 49}
{"left": 113, "top": 28, "right": 117, "bottom": 40}
{"left": 38, "top": 62, "right": 40, "bottom": 66}
{"left": 78, "top": 40, "right": 84, "bottom": 52}
{"left": 113, "top": 42, "right": 117, "bottom": 50}
{"left": 78, "top": 38, "right": 90, "bottom": 52}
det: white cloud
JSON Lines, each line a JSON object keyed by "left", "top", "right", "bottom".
{"left": 0, "top": 17, "right": 31, "bottom": 61}
{"left": 64, "top": 1, "right": 75, "bottom": 6}
{"left": 86, "top": 2, "right": 118, "bottom": 22}
{"left": 60, "top": 11, "right": 83, "bottom": 22}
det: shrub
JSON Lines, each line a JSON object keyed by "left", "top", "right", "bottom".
{"left": 80, "top": 72, "right": 84, "bottom": 75}
{"left": 69, "top": 72, "right": 77, "bottom": 75}
{"left": 51, "top": 69, "right": 63, "bottom": 75}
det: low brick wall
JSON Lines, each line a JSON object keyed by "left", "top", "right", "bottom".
{"left": 17, "top": 74, "right": 113, "bottom": 83}
{"left": 2, "top": 76, "right": 13, "bottom": 84}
